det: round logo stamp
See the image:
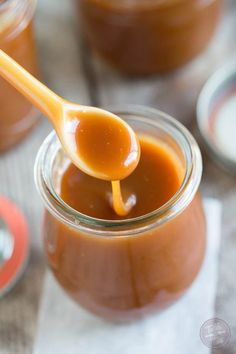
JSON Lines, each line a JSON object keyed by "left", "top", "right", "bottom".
{"left": 200, "top": 318, "right": 231, "bottom": 349}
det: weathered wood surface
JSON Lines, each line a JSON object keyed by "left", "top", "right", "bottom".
{"left": 0, "top": 0, "right": 236, "bottom": 352}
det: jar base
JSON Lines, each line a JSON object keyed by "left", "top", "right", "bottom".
{"left": 59, "top": 283, "right": 192, "bottom": 323}
{"left": 89, "top": 36, "right": 216, "bottom": 77}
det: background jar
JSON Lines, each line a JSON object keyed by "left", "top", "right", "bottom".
{"left": 35, "top": 106, "right": 206, "bottom": 321}
{"left": 78, "top": 0, "right": 222, "bottom": 75}
{"left": 0, "top": 0, "right": 39, "bottom": 152}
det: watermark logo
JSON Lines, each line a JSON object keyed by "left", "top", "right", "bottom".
{"left": 200, "top": 318, "right": 231, "bottom": 349}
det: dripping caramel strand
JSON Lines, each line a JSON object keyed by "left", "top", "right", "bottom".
{"left": 111, "top": 180, "right": 136, "bottom": 217}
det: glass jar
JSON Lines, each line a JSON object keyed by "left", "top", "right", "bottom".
{"left": 0, "top": 0, "right": 39, "bottom": 152}
{"left": 78, "top": 0, "right": 222, "bottom": 75}
{"left": 35, "top": 106, "right": 206, "bottom": 321}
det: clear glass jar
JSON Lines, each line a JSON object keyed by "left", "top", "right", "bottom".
{"left": 0, "top": 0, "right": 39, "bottom": 152}
{"left": 78, "top": 0, "right": 222, "bottom": 75}
{"left": 35, "top": 106, "right": 206, "bottom": 321}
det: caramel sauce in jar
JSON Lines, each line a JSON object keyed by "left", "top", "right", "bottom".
{"left": 35, "top": 107, "right": 206, "bottom": 321}
{"left": 78, "top": 0, "right": 222, "bottom": 75}
{"left": 0, "top": 0, "right": 39, "bottom": 151}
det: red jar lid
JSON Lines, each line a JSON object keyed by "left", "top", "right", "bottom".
{"left": 0, "top": 196, "right": 29, "bottom": 297}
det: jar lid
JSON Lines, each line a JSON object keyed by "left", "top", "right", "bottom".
{"left": 0, "top": 196, "right": 29, "bottom": 297}
{"left": 197, "top": 62, "right": 236, "bottom": 173}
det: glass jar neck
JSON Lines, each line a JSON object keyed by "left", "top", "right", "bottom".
{"left": 35, "top": 106, "right": 202, "bottom": 237}
{"left": 0, "top": 0, "right": 36, "bottom": 39}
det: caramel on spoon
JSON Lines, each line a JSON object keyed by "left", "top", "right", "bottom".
{"left": 0, "top": 50, "right": 140, "bottom": 216}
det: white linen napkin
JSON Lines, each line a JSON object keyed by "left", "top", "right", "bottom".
{"left": 33, "top": 198, "right": 221, "bottom": 354}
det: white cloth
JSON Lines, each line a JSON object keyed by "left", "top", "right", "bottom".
{"left": 33, "top": 198, "right": 221, "bottom": 354}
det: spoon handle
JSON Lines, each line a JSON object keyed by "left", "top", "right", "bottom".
{"left": 0, "top": 49, "right": 62, "bottom": 124}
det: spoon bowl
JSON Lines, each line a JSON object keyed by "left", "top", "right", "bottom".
{"left": 60, "top": 104, "right": 140, "bottom": 181}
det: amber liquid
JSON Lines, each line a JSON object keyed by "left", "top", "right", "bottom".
{"left": 44, "top": 135, "right": 206, "bottom": 320}
{"left": 78, "top": 0, "right": 221, "bottom": 75}
{"left": 0, "top": 21, "right": 39, "bottom": 151}
{"left": 66, "top": 109, "right": 140, "bottom": 181}
{"left": 61, "top": 136, "right": 182, "bottom": 219}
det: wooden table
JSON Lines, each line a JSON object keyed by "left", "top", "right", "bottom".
{"left": 0, "top": 0, "right": 236, "bottom": 353}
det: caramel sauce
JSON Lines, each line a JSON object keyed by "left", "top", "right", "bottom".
{"left": 44, "top": 134, "right": 206, "bottom": 320}
{"left": 67, "top": 110, "right": 140, "bottom": 181}
{"left": 0, "top": 21, "right": 39, "bottom": 151}
{"left": 79, "top": 0, "right": 221, "bottom": 75}
{"left": 61, "top": 135, "right": 182, "bottom": 219}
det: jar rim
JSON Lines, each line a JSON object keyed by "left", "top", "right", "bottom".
{"left": 0, "top": 0, "right": 14, "bottom": 10}
{"left": 0, "top": 0, "right": 33, "bottom": 10}
{"left": 34, "top": 105, "right": 202, "bottom": 236}
{"left": 0, "top": 0, "right": 36, "bottom": 39}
